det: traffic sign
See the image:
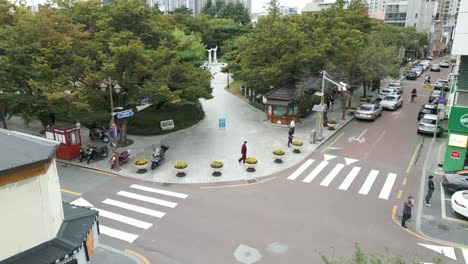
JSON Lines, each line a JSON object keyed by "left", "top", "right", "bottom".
{"left": 116, "top": 110, "right": 134, "bottom": 119}
{"left": 438, "top": 97, "right": 446, "bottom": 105}
{"left": 451, "top": 151, "right": 460, "bottom": 159}
{"left": 218, "top": 118, "right": 226, "bottom": 129}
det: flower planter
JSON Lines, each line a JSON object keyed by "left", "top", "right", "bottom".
{"left": 211, "top": 167, "right": 222, "bottom": 176}
{"left": 327, "top": 123, "right": 337, "bottom": 128}
{"left": 273, "top": 154, "right": 284, "bottom": 163}
{"left": 175, "top": 167, "right": 187, "bottom": 176}
{"left": 246, "top": 162, "right": 257, "bottom": 172}
{"left": 292, "top": 145, "right": 302, "bottom": 153}
{"left": 347, "top": 109, "right": 356, "bottom": 115}
{"left": 134, "top": 163, "right": 148, "bottom": 170}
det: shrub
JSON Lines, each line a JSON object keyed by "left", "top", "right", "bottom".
{"left": 359, "top": 98, "right": 370, "bottom": 103}
{"left": 299, "top": 95, "right": 321, "bottom": 117}
{"left": 174, "top": 161, "right": 188, "bottom": 169}
{"left": 134, "top": 158, "right": 149, "bottom": 165}
{"left": 210, "top": 161, "right": 223, "bottom": 168}
{"left": 273, "top": 149, "right": 285, "bottom": 155}
{"left": 245, "top": 157, "right": 257, "bottom": 164}
{"left": 328, "top": 120, "right": 337, "bottom": 124}
{"left": 292, "top": 140, "right": 303, "bottom": 146}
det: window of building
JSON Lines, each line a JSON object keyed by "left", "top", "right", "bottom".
{"left": 273, "top": 106, "right": 287, "bottom": 115}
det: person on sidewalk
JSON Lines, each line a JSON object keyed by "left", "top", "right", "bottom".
{"left": 288, "top": 128, "right": 294, "bottom": 147}
{"left": 238, "top": 141, "right": 247, "bottom": 163}
{"left": 425, "top": 175, "right": 435, "bottom": 206}
{"left": 401, "top": 196, "right": 414, "bottom": 228}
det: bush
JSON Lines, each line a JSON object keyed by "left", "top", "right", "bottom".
{"left": 292, "top": 140, "right": 303, "bottom": 146}
{"left": 174, "top": 161, "right": 188, "bottom": 169}
{"left": 273, "top": 149, "right": 285, "bottom": 155}
{"left": 299, "top": 95, "right": 321, "bottom": 117}
{"left": 134, "top": 158, "right": 149, "bottom": 165}
{"left": 210, "top": 161, "right": 223, "bottom": 168}
{"left": 245, "top": 157, "right": 257, "bottom": 164}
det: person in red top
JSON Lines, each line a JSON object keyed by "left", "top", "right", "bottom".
{"left": 238, "top": 141, "right": 247, "bottom": 163}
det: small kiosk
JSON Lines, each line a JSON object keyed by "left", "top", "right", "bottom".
{"left": 263, "top": 87, "right": 299, "bottom": 125}
{"left": 45, "top": 124, "right": 82, "bottom": 160}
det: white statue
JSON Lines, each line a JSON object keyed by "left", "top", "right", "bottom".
{"left": 213, "top": 46, "right": 218, "bottom": 63}
{"left": 207, "top": 48, "right": 212, "bottom": 64}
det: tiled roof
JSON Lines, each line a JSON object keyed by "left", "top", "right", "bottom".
{"left": 265, "top": 87, "right": 297, "bottom": 101}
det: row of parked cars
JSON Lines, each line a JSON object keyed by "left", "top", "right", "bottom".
{"left": 354, "top": 82, "right": 404, "bottom": 121}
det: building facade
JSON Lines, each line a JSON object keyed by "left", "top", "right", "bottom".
{"left": 384, "top": 0, "right": 437, "bottom": 32}
{"left": 156, "top": 0, "right": 251, "bottom": 15}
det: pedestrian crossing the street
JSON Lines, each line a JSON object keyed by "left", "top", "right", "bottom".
{"left": 70, "top": 184, "right": 189, "bottom": 243}
{"left": 287, "top": 155, "right": 399, "bottom": 200}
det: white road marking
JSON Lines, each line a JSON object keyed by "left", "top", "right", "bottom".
{"left": 117, "top": 191, "right": 178, "bottom": 208}
{"left": 323, "top": 154, "right": 336, "bottom": 161}
{"left": 418, "top": 243, "right": 457, "bottom": 260}
{"left": 288, "top": 159, "right": 314, "bottom": 180}
{"left": 303, "top": 161, "right": 329, "bottom": 183}
{"left": 339, "top": 167, "right": 361, "bottom": 190}
{"left": 344, "top": 157, "right": 358, "bottom": 165}
{"left": 379, "top": 173, "right": 397, "bottom": 200}
{"left": 130, "top": 184, "right": 188, "bottom": 199}
{"left": 99, "top": 225, "right": 139, "bottom": 243}
{"left": 70, "top": 197, "right": 93, "bottom": 207}
{"left": 102, "top": 199, "right": 166, "bottom": 218}
{"left": 94, "top": 208, "right": 152, "bottom": 229}
{"left": 359, "top": 170, "right": 379, "bottom": 195}
{"left": 440, "top": 183, "right": 447, "bottom": 218}
{"left": 320, "top": 164, "right": 345, "bottom": 186}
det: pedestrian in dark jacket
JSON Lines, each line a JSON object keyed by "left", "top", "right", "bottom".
{"left": 288, "top": 128, "right": 294, "bottom": 147}
{"left": 425, "top": 175, "right": 435, "bottom": 206}
{"left": 401, "top": 196, "right": 414, "bottom": 228}
{"left": 238, "top": 141, "right": 247, "bottom": 163}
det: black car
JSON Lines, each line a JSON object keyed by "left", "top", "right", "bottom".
{"left": 405, "top": 71, "right": 417, "bottom": 80}
{"left": 417, "top": 104, "right": 437, "bottom": 120}
{"left": 442, "top": 170, "right": 468, "bottom": 193}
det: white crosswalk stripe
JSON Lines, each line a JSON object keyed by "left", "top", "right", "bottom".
{"left": 303, "top": 161, "right": 328, "bottom": 183}
{"left": 288, "top": 159, "right": 314, "bottom": 180}
{"left": 103, "top": 199, "right": 167, "bottom": 218}
{"left": 95, "top": 208, "right": 152, "bottom": 229}
{"left": 130, "top": 184, "right": 188, "bottom": 199}
{"left": 99, "top": 225, "right": 139, "bottom": 243}
{"left": 339, "top": 166, "right": 361, "bottom": 191}
{"left": 117, "top": 191, "right": 178, "bottom": 208}
{"left": 379, "top": 173, "right": 397, "bottom": 200}
{"left": 320, "top": 163, "right": 345, "bottom": 186}
{"left": 359, "top": 170, "right": 379, "bottom": 195}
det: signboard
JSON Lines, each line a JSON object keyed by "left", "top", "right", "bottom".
{"left": 116, "top": 110, "right": 134, "bottom": 119}
{"left": 423, "top": 84, "right": 432, "bottom": 90}
{"left": 447, "top": 106, "right": 468, "bottom": 131}
{"left": 451, "top": 151, "right": 461, "bottom": 159}
{"left": 218, "top": 118, "right": 226, "bottom": 129}
{"left": 448, "top": 133, "right": 468, "bottom": 148}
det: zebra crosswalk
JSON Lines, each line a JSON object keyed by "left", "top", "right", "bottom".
{"left": 70, "top": 184, "right": 189, "bottom": 243}
{"left": 287, "top": 157, "right": 399, "bottom": 200}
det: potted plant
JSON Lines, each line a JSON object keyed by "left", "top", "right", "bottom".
{"left": 327, "top": 119, "right": 337, "bottom": 129}
{"left": 359, "top": 97, "right": 370, "bottom": 103}
{"left": 273, "top": 149, "right": 285, "bottom": 163}
{"left": 134, "top": 158, "right": 149, "bottom": 172}
{"left": 245, "top": 157, "right": 257, "bottom": 172}
{"left": 174, "top": 161, "right": 188, "bottom": 176}
{"left": 346, "top": 106, "right": 357, "bottom": 115}
{"left": 292, "top": 140, "right": 303, "bottom": 153}
{"left": 210, "top": 161, "right": 223, "bottom": 176}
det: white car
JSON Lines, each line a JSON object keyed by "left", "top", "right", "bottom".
{"left": 440, "top": 60, "right": 450, "bottom": 68}
{"left": 451, "top": 191, "right": 468, "bottom": 218}
{"left": 412, "top": 66, "right": 423, "bottom": 77}
{"left": 387, "top": 82, "right": 403, "bottom": 94}
{"left": 380, "top": 94, "right": 403, "bottom": 110}
{"left": 378, "top": 88, "right": 397, "bottom": 100}
{"left": 355, "top": 104, "right": 383, "bottom": 121}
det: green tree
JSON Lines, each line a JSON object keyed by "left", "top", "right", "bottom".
{"left": 218, "top": 2, "right": 250, "bottom": 25}
{"left": 201, "top": 0, "right": 216, "bottom": 17}
{"left": 172, "top": 6, "right": 192, "bottom": 15}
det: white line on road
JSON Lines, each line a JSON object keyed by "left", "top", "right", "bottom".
{"left": 288, "top": 159, "right": 314, "bottom": 180}
{"left": 357, "top": 129, "right": 368, "bottom": 140}
{"left": 320, "top": 164, "right": 345, "bottom": 186}
{"left": 94, "top": 208, "right": 152, "bottom": 229}
{"left": 303, "top": 161, "right": 329, "bottom": 183}
{"left": 99, "top": 225, "right": 139, "bottom": 243}
{"left": 359, "top": 170, "right": 379, "bottom": 195}
{"left": 130, "top": 184, "right": 188, "bottom": 199}
{"left": 103, "top": 199, "right": 166, "bottom": 218}
{"left": 440, "top": 182, "right": 447, "bottom": 219}
{"left": 463, "top": 249, "right": 468, "bottom": 264}
{"left": 117, "top": 191, "right": 178, "bottom": 208}
{"left": 339, "top": 167, "right": 361, "bottom": 190}
{"left": 379, "top": 173, "right": 397, "bottom": 200}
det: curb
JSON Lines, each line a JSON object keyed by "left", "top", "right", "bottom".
{"left": 57, "top": 160, "right": 121, "bottom": 177}
{"left": 315, "top": 114, "right": 356, "bottom": 150}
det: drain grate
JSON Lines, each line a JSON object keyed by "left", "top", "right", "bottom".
{"left": 246, "top": 179, "right": 258, "bottom": 184}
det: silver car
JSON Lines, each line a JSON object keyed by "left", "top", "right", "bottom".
{"left": 412, "top": 66, "right": 423, "bottom": 77}
{"left": 387, "top": 82, "right": 403, "bottom": 94}
{"left": 378, "top": 88, "right": 397, "bottom": 99}
{"left": 380, "top": 94, "right": 403, "bottom": 110}
{"left": 355, "top": 104, "right": 383, "bottom": 121}
{"left": 417, "top": 114, "right": 441, "bottom": 135}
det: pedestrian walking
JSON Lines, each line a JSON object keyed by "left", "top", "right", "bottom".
{"left": 290, "top": 120, "right": 295, "bottom": 135}
{"left": 288, "top": 128, "right": 294, "bottom": 147}
{"left": 401, "top": 196, "right": 414, "bottom": 228}
{"left": 238, "top": 141, "right": 247, "bottom": 163}
{"left": 329, "top": 95, "right": 335, "bottom": 111}
{"left": 425, "top": 175, "right": 435, "bottom": 206}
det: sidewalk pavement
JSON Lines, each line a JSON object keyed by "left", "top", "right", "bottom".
{"left": 91, "top": 245, "right": 143, "bottom": 264}
{"left": 6, "top": 65, "right": 389, "bottom": 184}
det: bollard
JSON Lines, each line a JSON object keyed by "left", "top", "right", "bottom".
{"left": 310, "top": 130, "right": 316, "bottom": 144}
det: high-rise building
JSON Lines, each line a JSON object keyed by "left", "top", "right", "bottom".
{"left": 156, "top": 0, "right": 251, "bottom": 16}
{"left": 383, "top": 0, "right": 437, "bottom": 32}
{"left": 367, "top": 0, "right": 386, "bottom": 13}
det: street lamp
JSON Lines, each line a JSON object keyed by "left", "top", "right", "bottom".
{"left": 100, "top": 78, "right": 122, "bottom": 171}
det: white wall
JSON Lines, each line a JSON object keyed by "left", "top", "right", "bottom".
{"left": 452, "top": 0, "right": 468, "bottom": 54}
{"left": 0, "top": 160, "right": 64, "bottom": 261}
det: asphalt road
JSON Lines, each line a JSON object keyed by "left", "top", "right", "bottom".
{"left": 58, "top": 63, "right": 468, "bottom": 264}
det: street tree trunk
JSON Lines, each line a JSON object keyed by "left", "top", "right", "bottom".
{"left": 119, "top": 118, "right": 128, "bottom": 146}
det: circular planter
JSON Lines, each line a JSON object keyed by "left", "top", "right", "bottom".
{"left": 175, "top": 167, "right": 187, "bottom": 177}
{"left": 327, "top": 123, "right": 337, "bottom": 128}
{"left": 246, "top": 162, "right": 257, "bottom": 172}
{"left": 134, "top": 163, "right": 149, "bottom": 170}
{"left": 211, "top": 167, "right": 223, "bottom": 176}
{"left": 347, "top": 109, "right": 356, "bottom": 115}
{"left": 273, "top": 154, "right": 284, "bottom": 163}
{"left": 292, "top": 145, "right": 302, "bottom": 153}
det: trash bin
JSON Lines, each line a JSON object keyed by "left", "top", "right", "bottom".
{"left": 310, "top": 130, "right": 316, "bottom": 144}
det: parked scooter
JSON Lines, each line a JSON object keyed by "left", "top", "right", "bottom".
{"left": 151, "top": 144, "right": 169, "bottom": 170}
{"left": 110, "top": 150, "right": 131, "bottom": 169}
{"left": 80, "top": 145, "right": 109, "bottom": 164}
{"left": 88, "top": 125, "right": 110, "bottom": 143}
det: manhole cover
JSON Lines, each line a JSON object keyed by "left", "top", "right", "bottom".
{"left": 246, "top": 179, "right": 258, "bottom": 184}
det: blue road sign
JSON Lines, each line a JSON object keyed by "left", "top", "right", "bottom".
{"left": 117, "top": 110, "right": 134, "bottom": 119}
{"left": 218, "top": 118, "right": 226, "bottom": 129}
{"left": 438, "top": 97, "right": 446, "bottom": 105}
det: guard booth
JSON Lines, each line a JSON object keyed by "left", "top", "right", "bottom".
{"left": 263, "top": 87, "right": 299, "bottom": 125}
{"left": 45, "top": 124, "right": 82, "bottom": 160}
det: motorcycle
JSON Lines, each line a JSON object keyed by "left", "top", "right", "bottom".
{"left": 110, "top": 150, "right": 131, "bottom": 169}
{"left": 85, "top": 145, "right": 109, "bottom": 164}
{"left": 151, "top": 144, "right": 169, "bottom": 170}
{"left": 88, "top": 125, "right": 110, "bottom": 143}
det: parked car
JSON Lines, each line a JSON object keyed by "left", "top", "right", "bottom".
{"left": 417, "top": 104, "right": 437, "bottom": 120}
{"left": 380, "top": 94, "right": 403, "bottom": 110}
{"left": 430, "top": 64, "right": 441, "bottom": 72}
{"left": 387, "top": 82, "right": 403, "bottom": 94}
{"left": 427, "top": 56, "right": 434, "bottom": 60}
{"left": 451, "top": 191, "right": 468, "bottom": 218}
{"left": 412, "top": 66, "right": 423, "bottom": 77}
{"left": 405, "top": 71, "right": 418, "bottom": 80}
{"left": 443, "top": 170, "right": 468, "bottom": 193}
{"left": 429, "top": 90, "right": 442, "bottom": 103}
{"left": 417, "top": 114, "right": 441, "bottom": 135}
{"left": 355, "top": 103, "right": 383, "bottom": 121}
{"left": 440, "top": 60, "right": 450, "bottom": 68}
{"left": 419, "top": 61, "right": 430, "bottom": 71}
{"left": 378, "top": 88, "right": 397, "bottom": 99}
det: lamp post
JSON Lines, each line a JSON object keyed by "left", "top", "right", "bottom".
{"left": 100, "top": 78, "right": 121, "bottom": 171}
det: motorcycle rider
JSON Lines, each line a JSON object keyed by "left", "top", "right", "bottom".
{"left": 411, "top": 88, "right": 417, "bottom": 102}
